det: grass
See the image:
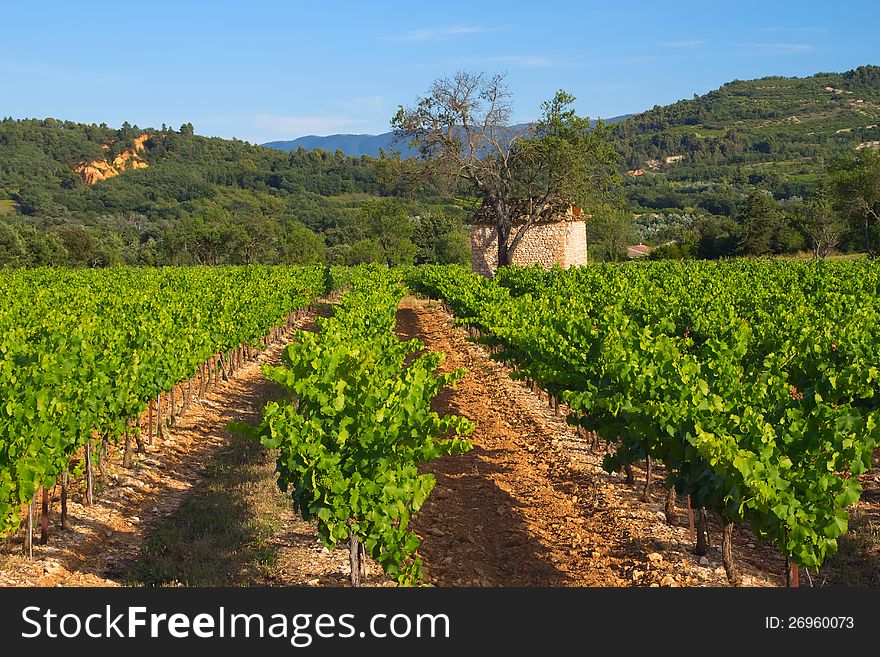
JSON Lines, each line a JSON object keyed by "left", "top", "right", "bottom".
{"left": 821, "top": 508, "right": 880, "bottom": 586}
{"left": 0, "top": 199, "right": 17, "bottom": 215}
{"left": 125, "top": 433, "right": 289, "bottom": 587}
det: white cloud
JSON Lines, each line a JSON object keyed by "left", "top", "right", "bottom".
{"left": 734, "top": 42, "right": 815, "bottom": 55}
{"left": 1, "top": 59, "right": 126, "bottom": 86}
{"left": 386, "top": 25, "right": 505, "bottom": 42}
{"left": 336, "top": 95, "right": 386, "bottom": 114}
{"left": 659, "top": 40, "right": 706, "bottom": 48}
{"left": 486, "top": 55, "right": 556, "bottom": 68}
{"left": 759, "top": 27, "right": 824, "bottom": 33}
{"left": 624, "top": 55, "right": 658, "bottom": 65}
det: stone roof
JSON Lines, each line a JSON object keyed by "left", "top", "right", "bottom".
{"left": 469, "top": 199, "right": 583, "bottom": 225}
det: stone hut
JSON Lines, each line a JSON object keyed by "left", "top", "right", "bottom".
{"left": 469, "top": 202, "right": 588, "bottom": 277}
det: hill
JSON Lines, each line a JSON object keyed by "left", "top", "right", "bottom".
{"left": 611, "top": 65, "right": 880, "bottom": 215}
{"left": 0, "top": 118, "right": 465, "bottom": 268}
{"left": 263, "top": 132, "right": 413, "bottom": 158}
{"left": 1, "top": 66, "right": 878, "bottom": 267}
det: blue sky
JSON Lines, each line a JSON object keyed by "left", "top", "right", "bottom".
{"left": 2, "top": 0, "right": 876, "bottom": 143}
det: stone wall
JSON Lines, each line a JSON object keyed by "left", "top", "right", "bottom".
{"left": 470, "top": 219, "right": 588, "bottom": 277}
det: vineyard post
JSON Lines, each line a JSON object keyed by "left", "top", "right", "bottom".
{"left": 687, "top": 495, "right": 695, "bottom": 541}
{"left": 24, "top": 495, "right": 34, "bottom": 558}
{"left": 156, "top": 393, "right": 165, "bottom": 440}
{"left": 85, "top": 438, "right": 94, "bottom": 505}
{"left": 60, "top": 471, "right": 68, "bottom": 529}
{"left": 785, "top": 555, "right": 799, "bottom": 587}
{"left": 348, "top": 521, "right": 362, "bottom": 587}
{"left": 641, "top": 456, "right": 653, "bottom": 502}
{"left": 39, "top": 486, "right": 49, "bottom": 545}
{"left": 147, "top": 400, "right": 154, "bottom": 445}
{"left": 123, "top": 420, "right": 133, "bottom": 468}
{"left": 184, "top": 381, "right": 192, "bottom": 414}
{"left": 98, "top": 436, "right": 107, "bottom": 483}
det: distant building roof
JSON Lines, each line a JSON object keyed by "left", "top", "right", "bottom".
{"left": 627, "top": 244, "right": 651, "bottom": 258}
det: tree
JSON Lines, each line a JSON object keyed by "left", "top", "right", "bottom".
{"left": 587, "top": 208, "right": 637, "bottom": 261}
{"left": 411, "top": 210, "right": 470, "bottom": 265}
{"left": 53, "top": 225, "right": 95, "bottom": 266}
{"left": 829, "top": 150, "right": 880, "bottom": 256}
{"left": 0, "top": 221, "right": 26, "bottom": 267}
{"left": 737, "top": 189, "right": 780, "bottom": 256}
{"left": 358, "top": 198, "right": 417, "bottom": 267}
{"left": 794, "top": 195, "right": 844, "bottom": 258}
{"left": 278, "top": 220, "right": 325, "bottom": 265}
{"left": 392, "top": 72, "right": 619, "bottom": 267}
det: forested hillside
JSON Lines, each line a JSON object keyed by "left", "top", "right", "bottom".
{"left": 0, "top": 119, "right": 468, "bottom": 267}
{"left": 2, "top": 66, "right": 879, "bottom": 267}
{"left": 613, "top": 65, "right": 880, "bottom": 217}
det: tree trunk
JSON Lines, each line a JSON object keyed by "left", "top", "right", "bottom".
{"left": 664, "top": 486, "right": 676, "bottom": 523}
{"left": 641, "top": 456, "right": 653, "bottom": 502}
{"left": 497, "top": 219, "right": 512, "bottom": 269}
{"left": 721, "top": 522, "right": 741, "bottom": 586}
{"left": 170, "top": 385, "right": 177, "bottom": 424}
{"left": 624, "top": 463, "right": 634, "bottom": 486}
{"left": 218, "top": 353, "right": 229, "bottom": 381}
{"left": 695, "top": 508, "right": 710, "bottom": 556}
{"left": 349, "top": 529, "right": 361, "bottom": 587}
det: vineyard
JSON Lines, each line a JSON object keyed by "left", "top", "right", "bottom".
{"left": 1, "top": 261, "right": 880, "bottom": 587}
{"left": 410, "top": 260, "right": 880, "bottom": 584}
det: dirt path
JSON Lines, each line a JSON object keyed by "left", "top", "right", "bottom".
{"left": 398, "top": 298, "right": 782, "bottom": 587}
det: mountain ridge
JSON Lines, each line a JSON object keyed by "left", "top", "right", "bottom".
{"left": 261, "top": 116, "right": 633, "bottom": 157}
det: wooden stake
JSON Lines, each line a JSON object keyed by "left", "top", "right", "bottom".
{"left": 24, "top": 496, "right": 34, "bottom": 558}
{"left": 123, "top": 420, "right": 133, "bottom": 468}
{"left": 39, "top": 486, "right": 48, "bottom": 545}
{"left": 148, "top": 400, "right": 154, "bottom": 445}
{"left": 156, "top": 393, "right": 165, "bottom": 440}
{"left": 60, "top": 471, "right": 68, "bottom": 530}
{"left": 85, "top": 438, "right": 94, "bottom": 505}
{"left": 687, "top": 495, "right": 695, "bottom": 541}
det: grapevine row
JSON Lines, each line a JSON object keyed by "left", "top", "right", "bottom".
{"left": 241, "top": 265, "right": 474, "bottom": 585}
{"left": 409, "top": 261, "right": 880, "bottom": 583}
{"left": 0, "top": 265, "right": 327, "bottom": 541}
